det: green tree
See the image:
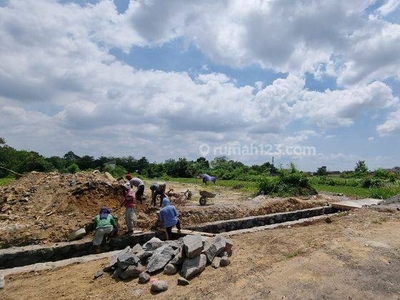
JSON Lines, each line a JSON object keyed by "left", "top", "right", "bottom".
{"left": 354, "top": 160, "right": 368, "bottom": 177}
{"left": 315, "top": 166, "right": 328, "bottom": 176}
{"left": 146, "top": 162, "right": 164, "bottom": 178}
{"left": 0, "top": 140, "right": 19, "bottom": 177}
{"left": 210, "top": 156, "right": 229, "bottom": 169}
{"left": 63, "top": 151, "right": 80, "bottom": 162}
{"left": 76, "top": 155, "right": 95, "bottom": 170}
{"left": 46, "top": 156, "right": 67, "bottom": 172}
{"left": 136, "top": 157, "right": 150, "bottom": 174}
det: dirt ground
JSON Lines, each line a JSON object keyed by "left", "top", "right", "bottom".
{"left": 1, "top": 172, "right": 400, "bottom": 299}
{"left": 0, "top": 171, "right": 341, "bottom": 248}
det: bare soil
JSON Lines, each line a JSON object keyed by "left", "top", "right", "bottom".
{"left": 1, "top": 171, "right": 400, "bottom": 299}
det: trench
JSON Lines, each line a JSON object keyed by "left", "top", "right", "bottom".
{"left": 0, "top": 206, "right": 339, "bottom": 270}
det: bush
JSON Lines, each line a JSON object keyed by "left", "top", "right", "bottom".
{"left": 66, "top": 163, "right": 80, "bottom": 174}
{"left": 258, "top": 165, "right": 317, "bottom": 196}
{"left": 362, "top": 178, "right": 384, "bottom": 188}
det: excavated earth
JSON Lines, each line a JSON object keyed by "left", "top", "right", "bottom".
{"left": 0, "top": 171, "right": 343, "bottom": 248}
{"left": 1, "top": 171, "right": 400, "bottom": 299}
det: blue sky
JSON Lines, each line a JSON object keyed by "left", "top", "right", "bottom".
{"left": 0, "top": 0, "right": 400, "bottom": 172}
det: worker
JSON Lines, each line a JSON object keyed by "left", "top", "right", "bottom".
{"left": 120, "top": 182, "right": 136, "bottom": 235}
{"left": 149, "top": 182, "right": 166, "bottom": 207}
{"left": 126, "top": 173, "right": 145, "bottom": 204}
{"left": 92, "top": 206, "right": 118, "bottom": 254}
{"left": 159, "top": 196, "right": 181, "bottom": 240}
{"left": 199, "top": 173, "right": 217, "bottom": 184}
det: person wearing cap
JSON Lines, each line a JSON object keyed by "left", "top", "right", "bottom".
{"left": 149, "top": 182, "right": 167, "bottom": 207}
{"left": 121, "top": 183, "right": 136, "bottom": 235}
{"left": 92, "top": 206, "right": 118, "bottom": 254}
{"left": 126, "top": 173, "right": 145, "bottom": 204}
{"left": 159, "top": 196, "right": 181, "bottom": 240}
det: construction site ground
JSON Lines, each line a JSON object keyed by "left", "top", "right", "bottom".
{"left": 1, "top": 171, "right": 400, "bottom": 299}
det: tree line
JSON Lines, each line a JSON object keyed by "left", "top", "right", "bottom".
{"left": 0, "top": 138, "right": 276, "bottom": 179}
{"left": 1, "top": 137, "right": 399, "bottom": 184}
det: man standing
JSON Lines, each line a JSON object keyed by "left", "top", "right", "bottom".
{"left": 121, "top": 183, "right": 135, "bottom": 235}
{"left": 126, "top": 173, "right": 145, "bottom": 204}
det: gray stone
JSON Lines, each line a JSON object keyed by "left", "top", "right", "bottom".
{"left": 218, "top": 251, "right": 229, "bottom": 258}
{"left": 177, "top": 277, "right": 190, "bottom": 286}
{"left": 0, "top": 274, "right": 4, "bottom": 289}
{"left": 183, "top": 234, "right": 203, "bottom": 258}
{"left": 93, "top": 270, "right": 104, "bottom": 279}
{"left": 110, "top": 246, "right": 130, "bottom": 266}
{"left": 120, "top": 263, "right": 145, "bottom": 279}
{"left": 138, "top": 272, "right": 151, "bottom": 284}
{"left": 117, "top": 250, "right": 140, "bottom": 269}
{"left": 211, "top": 257, "right": 221, "bottom": 268}
{"left": 181, "top": 254, "right": 207, "bottom": 279}
{"left": 204, "top": 235, "right": 226, "bottom": 264}
{"left": 170, "top": 245, "right": 185, "bottom": 265}
{"left": 146, "top": 245, "right": 175, "bottom": 273}
{"left": 130, "top": 289, "right": 145, "bottom": 297}
{"left": 164, "top": 239, "right": 181, "bottom": 249}
{"left": 111, "top": 267, "right": 123, "bottom": 279}
{"left": 143, "top": 237, "right": 163, "bottom": 251}
{"left": 151, "top": 280, "right": 169, "bottom": 293}
{"left": 220, "top": 257, "right": 231, "bottom": 267}
{"left": 131, "top": 243, "right": 142, "bottom": 253}
{"left": 163, "top": 263, "right": 178, "bottom": 275}
{"left": 224, "top": 238, "right": 233, "bottom": 254}
{"left": 138, "top": 250, "right": 153, "bottom": 263}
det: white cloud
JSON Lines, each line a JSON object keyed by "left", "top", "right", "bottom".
{"left": 377, "top": 109, "right": 400, "bottom": 136}
{"left": 337, "top": 21, "right": 400, "bottom": 86}
{"left": 298, "top": 81, "right": 398, "bottom": 128}
{"left": 378, "top": 0, "right": 400, "bottom": 16}
{"left": 0, "top": 0, "right": 399, "bottom": 171}
{"left": 245, "top": 74, "right": 305, "bottom": 133}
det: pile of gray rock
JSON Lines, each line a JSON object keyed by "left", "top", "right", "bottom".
{"left": 101, "top": 234, "right": 233, "bottom": 293}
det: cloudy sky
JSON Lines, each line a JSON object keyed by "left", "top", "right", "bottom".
{"left": 1, "top": 0, "right": 400, "bottom": 172}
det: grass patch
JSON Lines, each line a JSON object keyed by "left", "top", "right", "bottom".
{"left": 150, "top": 177, "right": 400, "bottom": 199}
{"left": 314, "top": 184, "right": 400, "bottom": 199}
{"left": 166, "top": 178, "right": 258, "bottom": 194}
{"left": 337, "top": 211, "right": 349, "bottom": 217}
{"left": 0, "top": 177, "right": 15, "bottom": 186}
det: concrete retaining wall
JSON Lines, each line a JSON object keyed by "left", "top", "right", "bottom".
{"left": 0, "top": 232, "right": 157, "bottom": 270}
{"left": 186, "top": 206, "right": 337, "bottom": 233}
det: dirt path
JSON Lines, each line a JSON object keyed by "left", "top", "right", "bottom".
{"left": 1, "top": 208, "right": 400, "bottom": 299}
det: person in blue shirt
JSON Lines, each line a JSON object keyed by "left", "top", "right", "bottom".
{"left": 159, "top": 197, "right": 181, "bottom": 240}
{"left": 199, "top": 173, "right": 217, "bottom": 184}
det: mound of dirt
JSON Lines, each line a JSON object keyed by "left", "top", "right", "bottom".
{"left": 0, "top": 171, "right": 351, "bottom": 248}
